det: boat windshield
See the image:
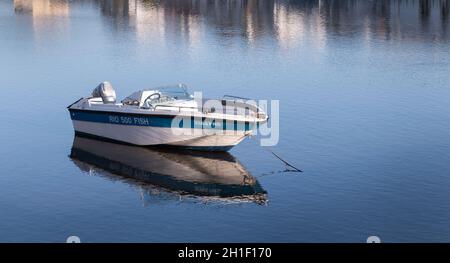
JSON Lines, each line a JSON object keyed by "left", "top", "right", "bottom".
{"left": 122, "top": 84, "right": 192, "bottom": 107}
{"left": 157, "top": 84, "right": 192, "bottom": 100}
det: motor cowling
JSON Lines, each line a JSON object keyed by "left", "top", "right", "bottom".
{"left": 92, "top": 81, "right": 116, "bottom": 104}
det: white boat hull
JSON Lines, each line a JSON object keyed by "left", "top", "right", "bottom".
{"left": 72, "top": 120, "right": 251, "bottom": 151}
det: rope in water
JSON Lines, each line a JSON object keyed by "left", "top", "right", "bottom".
{"left": 264, "top": 148, "right": 303, "bottom": 173}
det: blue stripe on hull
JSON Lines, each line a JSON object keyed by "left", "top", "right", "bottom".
{"left": 69, "top": 109, "right": 253, "bottom": 131}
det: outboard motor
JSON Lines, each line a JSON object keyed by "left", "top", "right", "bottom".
{"left": 92, "top": 81, "right": 116, "bottom": 104}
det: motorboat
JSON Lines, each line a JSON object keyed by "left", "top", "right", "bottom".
{"left": 68, "top": 82, "right": 268, "bottom": 151}
{"left": 70, "top": 135, "right": 267, "bottom": 202}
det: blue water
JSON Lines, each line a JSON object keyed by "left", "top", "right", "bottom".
{"left": 1, "top": 0, "right": 450, "bottom": 242}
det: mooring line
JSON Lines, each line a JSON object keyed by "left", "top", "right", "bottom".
{"left": 264, "top": 148, "right": 303, "bottom": 173}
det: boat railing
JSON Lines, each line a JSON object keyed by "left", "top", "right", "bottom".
{"left": 223, "top": 95, "right": 251, "bottom": 101}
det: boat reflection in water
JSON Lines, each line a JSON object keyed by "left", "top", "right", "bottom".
{"left": 70, "top": 135, "right": 267, "bottom": 204}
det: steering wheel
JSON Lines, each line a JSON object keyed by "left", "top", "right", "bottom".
{"left": 148, "top": 93, "right": 161, "bottom": 101}
{"left": 143, "top": 93, "right": 161, "bottom": 108}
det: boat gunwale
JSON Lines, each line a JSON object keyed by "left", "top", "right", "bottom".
{"left": 68, "top": 107, "right": 267, "bottom": 123}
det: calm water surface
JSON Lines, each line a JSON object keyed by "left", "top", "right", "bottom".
{"left": 1, "top": 0, "right": 450, "bottom": 242}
